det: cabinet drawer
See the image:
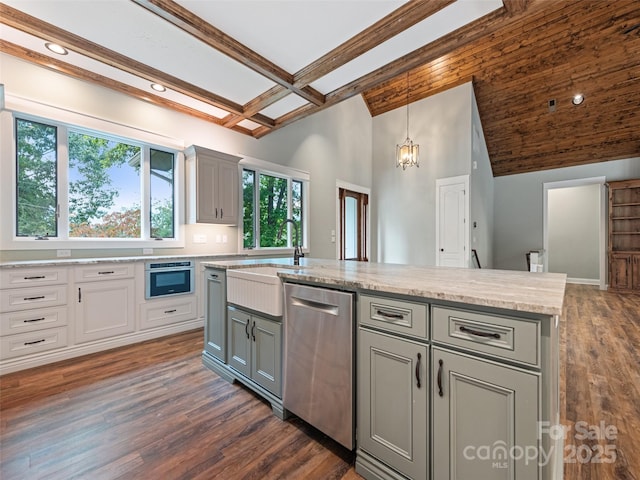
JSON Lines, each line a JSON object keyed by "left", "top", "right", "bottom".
{"left": 1, "top": 285, "right": 68, "bottom": 312}
{"left": 0, "top": 306, "right": 68, "bottom": 336}
{"left": 74, "top": 263, "right": 134, "bottom": 282}
{"left": 1, "top": 267, "right": 68, "bottom": 288}
{"left": 432, "top": 306, "right": 540, "bottom": 367}
{"left": 140, "top": 295, "right": 197, "bottom": 329}
{"left": 359, "top": 295, "right": 428, "bottom": 339}
{"left": 0, "top": 327, "right": 68, "bottom": 360}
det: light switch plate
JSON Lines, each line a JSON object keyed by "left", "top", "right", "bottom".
{"left": 57, "top": 249, "right": 71, "bottom": 258}
{"left": 193, "top": 234, "right": 207, "bottom": 244}
{"left": 143, "top": 248, "right": 153, "bottom": 254}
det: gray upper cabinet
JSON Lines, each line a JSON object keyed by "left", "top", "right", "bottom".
{"left": 358, "top": 328, "right": 428, "bottom": 480}
{"left": 185, "top": 145, "right": 241, "bottom": 225}
{"left": 204, "top": 268, "right": 226, "bottom": 362}
{"left": 432, "top": 347, "right": 540, "bottom": 480}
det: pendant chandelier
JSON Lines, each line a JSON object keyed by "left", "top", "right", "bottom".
{"left": 396, "top": 71, "right": 419, "bottom": 170}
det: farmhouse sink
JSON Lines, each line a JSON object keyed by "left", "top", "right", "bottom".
{"left": 227, "top": 266, "right": 298, "bottom": 316}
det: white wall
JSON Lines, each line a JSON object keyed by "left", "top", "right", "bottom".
{"left": 547, "top": 184, "right": 600, "bottom": 281}
{"left": 494, "top": 158, "right": 640, "bottom": 271}
{"left": 0, "top": 54, "right": 372, "bottom": 261}
{"left": 372, "top": 82, "right": 488, "bottom": 267}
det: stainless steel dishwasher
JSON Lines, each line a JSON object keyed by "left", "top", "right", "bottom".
{"left": 283, "top": 283, "right": 355, "bottom": 450}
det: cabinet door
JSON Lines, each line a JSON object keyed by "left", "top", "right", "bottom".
{"left": 75, "top": 279, "right": 135, "bottom": 343}
{"left": 632, "top": 255, "right": 640, "bottom": 290}
{"left": 432, "top": 347, "right": 540, "bottom": 480}
{"left": 358, "top": 329, "right": 428, "bottom": 480}
{"left": 251, "top": 316, "right": 282, "bottom": 396}
{"left": 610, "top": 254, "right": 632, "bottom": 290}
{"left": 196, "top": 154, "right": 219, "bottom": 223}
{"left": 217, "top": 160, "right": 239, "bottom": 224}
{"left": 204, "top": 269, "right": 227, "bottom": 361}
{"left": 227, "top": 307, "right": 251, "bottom": 377}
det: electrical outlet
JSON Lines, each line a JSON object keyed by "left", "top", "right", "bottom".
{"left": 222, "top": 234, "right": 228, "bottom": 243}
{"left": 143, "top": 248, "right": 153, "bottom": 254}
{"left": 57, "top": 249, "right": 71, "bottom": 258}
{"left": 193, "top": 234, "right": 207, "bottom": 244}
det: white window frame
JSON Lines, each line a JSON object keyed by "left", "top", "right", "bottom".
{"left": 238, "top": 156, "right": 310, "bottom": 256}
{"left": 0, "top": 98, "right": 184, "bottom": 250}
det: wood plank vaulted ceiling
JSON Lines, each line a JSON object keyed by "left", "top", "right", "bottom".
{"left": 1, "top": 0, "right": 639, "bottom": 176}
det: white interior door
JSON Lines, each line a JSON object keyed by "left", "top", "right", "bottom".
{"left": 436, "top": 175, "right": 469, "bottom": 267}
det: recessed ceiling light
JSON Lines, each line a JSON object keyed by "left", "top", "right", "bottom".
{"left": 45, "top": 42, "right": 68, "bottom": 55}
{"left": 572, "top": 93, "right": 584, "bottom": 105}
{"left": 151, "top": 83, "right": 166, "bottom": 92}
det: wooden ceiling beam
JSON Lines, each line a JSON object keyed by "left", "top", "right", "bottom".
{"left": 131, "top": 0, "right": 325, "bottom": 107}
{"left": 0, "top": 3, "right": 275, "bottom": 129}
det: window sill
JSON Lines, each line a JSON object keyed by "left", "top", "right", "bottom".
{"left": 2, "top": 238, "right": 185, "bottom": 250}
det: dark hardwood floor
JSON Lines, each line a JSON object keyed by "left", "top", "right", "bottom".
{"left": 1, "top": 284, "right": 638, "bottom": 479}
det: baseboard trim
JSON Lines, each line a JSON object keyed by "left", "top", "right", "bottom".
{"left": 566, "top": 277, "right": 600, "bottom": 285}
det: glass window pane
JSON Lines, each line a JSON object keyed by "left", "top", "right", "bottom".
{"left": 16, "top": 119, "right": 58, "bottom": 237}
{"left": 68, "top": 131, "right": 141, "bottom": 238}
{"left": 259, "top": 174, "right": 288, "bottom": 247}
{"left": 292, "top": 180, "right": 303, "bottom": 246}
{"left": 345, "top": 196, "right": 358, "bottom": 259}
{"left": 150, "top": 149, "right": 174, "bottom": 238}
{"left": 243, "top": 169, "right": 255, "bottom": 249}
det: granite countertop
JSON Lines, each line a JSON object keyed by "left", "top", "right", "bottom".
{"left": 0, "top": 253, "right": 246, "bottom": 269}
{"left": 202, "top": 257, "right": 567, "bottom": 316}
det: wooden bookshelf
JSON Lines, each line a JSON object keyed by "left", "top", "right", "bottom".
{"left": 608, "top": 179, "right": 640, "bottom": 293}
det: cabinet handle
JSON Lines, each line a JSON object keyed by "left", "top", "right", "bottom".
{"left": 78, "top": 288, "right": 82, "bottom": 303}
{"left": 220, "top": 208, "right": 223, "bottom": 218}
{"left": 415, "top": 352, "right": 422, "bottom": 389}
{"left": 23, "top": 275, "right": 46, "bottom": 280}
{"left": 24, "top": 317, "right": 46, "bottom": 323}
{"left": 23, "top": 296, "right": 45, "bottom": 301}
{"left": 215, "top": 207, "right": 218, "bottom": 218}
{"left": 251, "top": 321, "right": 256, "bottom": 341}
{"left": 375, "top": 309, "right": 404, "bottom": 320}
{"left": 24, "top": 339, "right": 46, "bottom": 346}
{"left": 459, "top": 325, "right": 501, "bottom": 339}
{"left": 209, "top": 274, "right": 219, "bottom": 279}
{"left": 437, "top": 359, "right": 444, "bottom": 397}
{"left": 245, "top": 319, "right": 250, "bottom": 339}
{"left": 98, "top": 271, "right": 115, "bottom": 275}
{"left": 164, "top": 309, "right": 177, "bottom": 314}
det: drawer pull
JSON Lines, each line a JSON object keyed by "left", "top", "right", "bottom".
{"left": 23, "top": 295, "right": 46, "bottom": 301}
{"left": 23, "top": 275, "right": 46, "bottom": 280}
{"left": 459, "top": 325, "right": 501, "bottom": 339}
{"left": 437, "top": 359, "right": 444, "bottom": 397}
{"left": 24, "top": 317, "right": 46, "bottom": 323}
{"left": 164, "top": 309, "right": 177, "bottom": 314}
{"left": 98, "top": 271, "right": 115, "bottom": 275}
{"left": 24, "top": 339, "right": 46, "bottom": 346}
{"left": 375, "top": 309, "right": 404, "bottom": 320}
{"left": 415, "top": 352, "right": 422, "bottom": 389}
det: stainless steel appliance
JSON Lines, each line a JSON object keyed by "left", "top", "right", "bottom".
{"left": 145, "top": 260, "right": 194, "bottom": 299}
{"left": 283, "top": 283, "right": 355, "bottom": 449}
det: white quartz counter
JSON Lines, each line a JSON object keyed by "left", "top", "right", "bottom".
{"left": 202, "top": 257, "right": 567, "bottom": 316}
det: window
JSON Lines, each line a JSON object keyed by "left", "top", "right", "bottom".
{"left": 242, "top": 166, "right": 307, "bottom": 251}
{"left": 14, "top": 117, "right": 177, "bottom": 243}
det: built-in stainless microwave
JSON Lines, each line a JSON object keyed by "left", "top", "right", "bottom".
{"left": 145, "top": 260, "right": 194, "bottom": 299}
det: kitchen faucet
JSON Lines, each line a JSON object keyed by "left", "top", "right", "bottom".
{"left": 277, "top": 219, "right": 304, "bottom": 265}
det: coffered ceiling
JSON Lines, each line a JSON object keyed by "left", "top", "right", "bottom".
{"left": 1, "top": 0, "right": 639, "bottom": 176}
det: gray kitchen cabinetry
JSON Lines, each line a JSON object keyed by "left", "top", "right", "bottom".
{"left": 227, "top": 305, "right": 282, "bottom": 397}
{"left": 185, "top": 145, "right": 241, "bottom": 225}
{"left": 204, "top": 268, "right": 226, "bottom": 361}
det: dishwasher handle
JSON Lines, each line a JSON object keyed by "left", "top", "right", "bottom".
{"left": 290, "top": 296, "right": 339, "bottom": 316}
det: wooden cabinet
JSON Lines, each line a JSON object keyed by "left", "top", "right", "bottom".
{"left": 432, "top": 347, "right": 540, "bottom": 480}
{"left": 204, "top": 268, "right": 226, "bottom": 361}
{"left": 227, "top": 305, "right": 282, "bottom": 397}
{"left": 185, "top": 145, "right": 241, "bottom": 225}
{"left": 358, "top": 329, "right": 428, "bottom": 480}
{"left": 75, "top": 264, "right": 135, "bottom": 343}
{"left": 0, "top": 267, "right": 69, "bottom": 360}
{"left": 608, "top": 179, "right": 640, "bottom": 292}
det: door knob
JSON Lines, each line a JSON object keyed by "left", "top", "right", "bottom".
{"left": 440, "top": 248, "right": 444, "bottom": 252}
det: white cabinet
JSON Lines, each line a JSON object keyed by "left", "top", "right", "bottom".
{"left": 139, "top": 295, "right": 197, "bottom": 330}
{"left": 0, "top": 267, "right": 69, "bottom": 360}
{"left": 75, "top": 264, "right": 135, "bottom": 343}
{"left": 185, "top": 145, "right": 241, "bottom": 224}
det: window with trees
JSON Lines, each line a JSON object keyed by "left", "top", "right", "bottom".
{"left": 242, "top": 167, "right": 306, "bottom": 251}
{"left": 15, "top": 117, "right": 175, "bottom": 241}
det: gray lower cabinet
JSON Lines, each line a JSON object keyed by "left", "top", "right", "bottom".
{"left": 432, "top": 347, "right": 540, "bottom": 480}
{"left": 358, "top": 328, "right": 428, "bottom": 480}
{"left": 204, "top": 268, "right": 226, "bottom": 361}
{"left": 227, "top": 305, "right": 282, "bottom": 397}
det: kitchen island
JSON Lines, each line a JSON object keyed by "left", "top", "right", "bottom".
{"left": 201, "top": 257, "right": 566, "bottom": 480}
